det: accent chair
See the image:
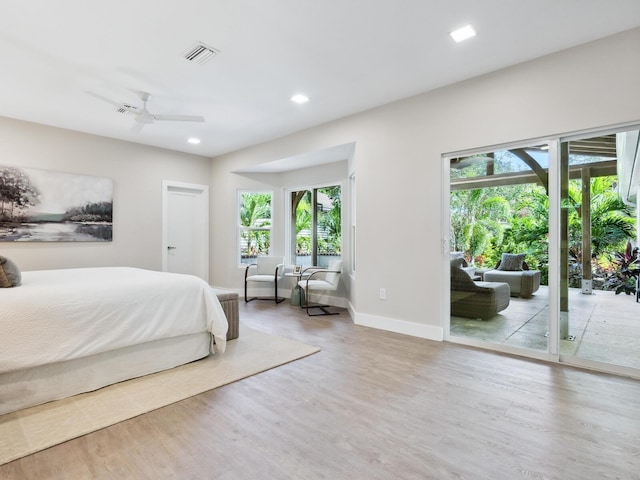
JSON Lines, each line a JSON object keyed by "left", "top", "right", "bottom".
{"left": 244, "top": 256, "right": 285, "bottom": 303}
{"left": 298, "top": 260, "right": 342, "bottom": 316}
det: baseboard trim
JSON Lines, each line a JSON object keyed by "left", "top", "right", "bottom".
{"left": 353, "top": 312, "right": 444, "bottom": 341}
{"left": 220, "top": 286, "right": 349, "bottom": 308}
{"left": 212, "top": 287, "right": 439, "bottom": 340}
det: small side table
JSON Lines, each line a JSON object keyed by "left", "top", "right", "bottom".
{"left": 285, "top": 272, "right": 305, "bottom": 306}
{"left": 475, "top": 268, "right": 490, "bottom": 281}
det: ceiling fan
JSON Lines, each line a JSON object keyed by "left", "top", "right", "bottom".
{"left": 87, "top": 90, "right": 205, "bottom": 130}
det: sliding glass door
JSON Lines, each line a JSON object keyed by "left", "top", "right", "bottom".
{"left": 560, "top": 129, "right": 640, "bottom": 372}
{"left": 446, "top": 127, "right": 640, "bottom": 376}
{"left": 448, "top": 144, "right": 550, "bottom": 354}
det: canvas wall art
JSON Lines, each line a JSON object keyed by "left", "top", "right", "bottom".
{"left": 0, "top": 165, "right": 113, "bottom": 242}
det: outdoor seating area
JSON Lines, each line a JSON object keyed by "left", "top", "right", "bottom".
{"left": 483, "top": 265, "right": 540, "bottom": 297}
{"left": 450, "top": 285, "right": 640, "bottom": 370}
{"left": 449, "top": 131, "right": 640, "bottom": 376}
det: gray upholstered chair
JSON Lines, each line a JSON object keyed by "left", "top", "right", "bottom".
{"left": 244, "top": 256, "right": 285, "bottom": 303}
{"left": 482, "top": 254, "right": 541, "bottom": 297}
{"left": 450, "top": 258, "right": 510, "bottom": 319}
{"left": 298, "top": 260, "right": 342, "bottom": 316}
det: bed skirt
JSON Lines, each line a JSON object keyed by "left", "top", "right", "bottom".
{"left": 0, "top": 332, "right": 210, "bottom": 416}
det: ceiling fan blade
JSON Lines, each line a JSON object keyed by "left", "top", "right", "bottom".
{"left": 85, "top": 91, "right": 124, "bottom": 108}
{"left": 152, "top": 114, "right": 205, "bottom": 122}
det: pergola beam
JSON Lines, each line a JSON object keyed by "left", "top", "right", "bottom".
{"left": 450, "top": 160, "right": 617, "bottom": 191}
{"left": 510, "top": 148, "right": 549, "bottom": 193}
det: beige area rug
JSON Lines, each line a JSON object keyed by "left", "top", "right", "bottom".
{"left": 0, "top": 327, "right": 320, "bottom": 465}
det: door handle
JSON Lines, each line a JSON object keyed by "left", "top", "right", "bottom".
{"left": 167, "top": 246, "right": 177, "bottom": 250}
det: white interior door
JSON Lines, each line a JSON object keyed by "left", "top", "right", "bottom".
{"left": 162, "top": 181, "right": 209, "bottom": 282}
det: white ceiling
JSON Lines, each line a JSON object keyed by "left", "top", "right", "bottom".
{"left": 1, "top": 0, "right": 639, "bottom": 159}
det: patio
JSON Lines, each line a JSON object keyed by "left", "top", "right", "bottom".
{"left": 451, "top": 286, "right": 640, "bottom": 370}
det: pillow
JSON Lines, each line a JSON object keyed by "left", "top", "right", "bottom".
{"left": 0, "top": 255, "right": 22, "bottom": 287}
{"left": 498, "top": 253, "right": 526, "bottom": 271}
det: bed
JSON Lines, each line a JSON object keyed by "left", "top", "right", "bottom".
{"left": 0, "top": 267, "right": 229, "bottom": 416}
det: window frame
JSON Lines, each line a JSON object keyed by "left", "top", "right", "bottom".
{"left": 237, "top": 189, "right": 274, "bottom": 266}
{"left": 285, "top": 181, "right": 344, "bottom": 268}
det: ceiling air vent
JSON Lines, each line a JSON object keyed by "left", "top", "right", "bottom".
{"left": 183, "top": 42, "right": 220, "bottom": 64}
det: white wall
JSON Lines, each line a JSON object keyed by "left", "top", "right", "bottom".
{"left": 210, "top": 27, "right": 640, "bottom": 340}
{"left": 0, "top": 117, "right": 211, "bottom": 272}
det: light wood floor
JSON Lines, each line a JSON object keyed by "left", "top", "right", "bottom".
{"left": 2, "top": 301, "right": 640, "bottom": 479}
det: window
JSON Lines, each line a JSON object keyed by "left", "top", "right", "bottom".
{"left": 238, "top": 191, "right": 272, "bottom": 264}
{"left": 290, "top": 185, "right": 341, "bottom": 268}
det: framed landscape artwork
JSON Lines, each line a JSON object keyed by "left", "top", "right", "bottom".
{"left": 0, "top": 165, "right": 113, "bottom": 242}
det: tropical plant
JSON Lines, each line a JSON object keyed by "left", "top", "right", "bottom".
{"left": 506, "top": 176, "right": 635, "bottom": 285}
{"left": 240, "top": 192, "right": 272, "bottom": 256}
{"left": 450, "top": 187, "right": 511, "bottom": 264}
{"left": 295, "top": 193, "right": 312, "bottom": 254}
{"left": 589, "top": 177, "right": 635, "bottom": 256}
{"left": 318, "top": 186, "right": 341, "bottom": 254}
{"left": 601, "top": 241, "right": 640, "bottom": 295}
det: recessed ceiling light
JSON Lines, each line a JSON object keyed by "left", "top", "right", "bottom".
{"left": 450, "top": 24, "right": 476, "bottom": 43}
{"left": 291, "top": 94, "right": 310, "bottom": 104}
{"left": 187, "top": 137, "right": 201, "bottom": 145}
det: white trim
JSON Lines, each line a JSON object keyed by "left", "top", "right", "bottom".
{"left": 237, "top": 189, "right": 274, "bottom": 268}
{"left": 283, "top": 180, "right": 346, "bottom": 267}
{"left": 547, "top": 139, "right": 561, "bottom": 356}
{"left": 558, "top": 121, "right": 640, "bottom": 143}
{"left": 162, "top": 180, "right": 209, "bottom": 282}
{"left": 443, "top": 119, "right": 640, "bottom": 159}
{"left": 349, "top": 172, "right": 356, "bottom": 277}
{"left": 442, "top": 152, "right": 451, "bottom": 340}
{"left": 560, "top": 355, "right": 640, "bottom": 380}
{"left": 446, "top": 334, "right": 560, "bottom": 363}
{"left": 444, "top": 136, "right": 558, "bottom": 159}
{"left": 354, "top": 312, "right": 444, "bottom": 341}
{"left": 443, "top": 140, "right": 555, "bottom": 354}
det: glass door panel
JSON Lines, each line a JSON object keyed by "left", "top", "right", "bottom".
{"left": 291, "top": 186, "right": 342, "bottom": 268}
{"left": 561, "top": 130, "right": 640, "bottom": 370}
{"left": 449, "top": 145, "right": 550, "bottom": 353}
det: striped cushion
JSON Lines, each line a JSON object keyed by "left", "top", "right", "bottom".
{"left": 497, "top": 253, "right": 525, "bottom": 271}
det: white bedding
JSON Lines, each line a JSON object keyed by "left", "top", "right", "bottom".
{"left": 0, "top": 267, "right": 228, "bottom": 375}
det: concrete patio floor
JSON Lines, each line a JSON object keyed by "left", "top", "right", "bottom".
{"left": 451, "top": 286, "right": 640, "bottom": 370}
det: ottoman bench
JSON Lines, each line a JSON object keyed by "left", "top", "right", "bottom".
{"left": 212, "top": 288, "right": 239, "bottom": 340}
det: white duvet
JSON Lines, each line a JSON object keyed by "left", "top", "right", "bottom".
{"left": 0, "top": 267, "right": 228, "bottom": 374}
